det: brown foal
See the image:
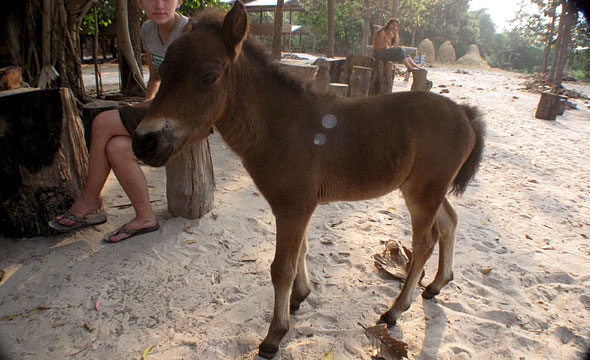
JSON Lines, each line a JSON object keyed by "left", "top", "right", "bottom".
{"left": 132, "top": 2, "right": 486, "bottom": 358}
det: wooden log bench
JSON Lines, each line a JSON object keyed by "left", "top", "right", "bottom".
{"left": 82, "top": 101, "right": 215, "bottom": 220}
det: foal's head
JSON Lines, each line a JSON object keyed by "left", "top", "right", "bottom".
{"left": 132, "top": 2, "right": 248, "bottom": 167}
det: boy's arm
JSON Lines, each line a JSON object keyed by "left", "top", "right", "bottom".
{"left": 144, "top": 50, "right": 161, "bottom": 100}
{"left": 392, "top": 30, "right": 400, "bottom": 47}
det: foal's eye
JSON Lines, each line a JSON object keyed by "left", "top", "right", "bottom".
{"left": 203, "top": 72, "right": 218, "bottom": 85}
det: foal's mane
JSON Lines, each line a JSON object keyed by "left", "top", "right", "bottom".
{"left": 192, "top": 9, "right": 306, "bottom": 96}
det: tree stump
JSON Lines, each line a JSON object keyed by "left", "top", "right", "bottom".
{"left": 0, "top": 88, "right": 88, "bottom": 237}
{"left": 343, "top": 55, "right": 393, "bottom": 95}
{"left": 349, "top": 66, "right": 373, "bottom": 98}
{"left": 371, "top": 59, "right": 394, "bottom": 95}
{"left": 328, "top": 83, "right": 349, "bottom": 97}
{"left": 278, "top": 62, "right": 318, "bottom": 86}
{"left": 312, "top": 57, "right": 330, "bottom": 93}
{"left": 410, "top": 69, "right": 433, "bottom": 92}
{"left": 165, "top": 139, "right": 215, "bottom": 219}
{"left": 325, "top": 58, "right": 347, "bottom": 83}
{"left": 535, "top": 92, "right": 568, "bottom": 120}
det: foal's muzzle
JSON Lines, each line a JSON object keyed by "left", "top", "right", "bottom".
{"left": 132, "top": 129, "right": 176, "bottom": 167}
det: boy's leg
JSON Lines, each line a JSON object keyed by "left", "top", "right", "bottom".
{"left": 104, "top": 135, "right": 158, "bottom": 242}
{"left": 57, "top": 110, "right": 130, "bottom": 226}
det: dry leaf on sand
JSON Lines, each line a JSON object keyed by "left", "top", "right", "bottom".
{"left": 374, "top": 240, "right": 413, "bottom": 281}
{"left": 361, "top": 323, "right": 408, "bottom": 359}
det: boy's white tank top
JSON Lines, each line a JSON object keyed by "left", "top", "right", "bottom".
{"left": 140, "top": 14, "right": 189, "bottom": 71}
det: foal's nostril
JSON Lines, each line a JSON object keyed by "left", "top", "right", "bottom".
{"left": 144, "top": 133, "right": 160, "bottom": 154}
{"left": 132, "top": 132, "right": 159, "bottom": 159}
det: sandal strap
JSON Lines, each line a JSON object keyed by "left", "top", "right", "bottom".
{"left": 60, "top": 211, "right": 81, "bottom": 222}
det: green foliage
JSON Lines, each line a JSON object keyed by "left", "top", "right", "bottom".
{"left": 82, "top": 0, "right": 115, "bottom": 35}
{"left": 179, "top": 0, "right": 226, "bottom": 16}
{"left": 296, "top": 0, "right": 365, "bottom": 54}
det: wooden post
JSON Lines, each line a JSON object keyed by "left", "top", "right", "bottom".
{"left": 165, "top": 139, "right": 215, "bottom": 219}
{"left": 535, "top": 92, "right": 568, "bottom": 120}
{"left": 349, "top": 66, "right": 373, "bottom": 98}
{"left": 327, "top": 83, "right": 348, "bottom": 97}
{"left": 0, "top": 88, "right": 88, "bottom": 237}
{"left": 312, "top": 57, "right": 329, "bottom": 92}
{"left": 278, "top": 62, "right": 318, "bottom": 86}
{"left": 410, "top": 69, "right": 432, "bottom": 92}
{"left": 372, "top": 60, "right": 394, "bottom": 95}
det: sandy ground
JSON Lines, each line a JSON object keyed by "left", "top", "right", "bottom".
{"left": 1, "top": 60, "right": 590, "bottom": 360}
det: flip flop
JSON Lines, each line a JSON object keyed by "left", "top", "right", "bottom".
{"left": 103, "top": 223, "right": 160, "bottom": 243}
{"left": 48, "top": 209, "right": 107, "bottom": 232}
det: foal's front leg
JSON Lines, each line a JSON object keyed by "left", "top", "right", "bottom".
{"left": 259, "top": 213, "right": 313, "bottom": 359}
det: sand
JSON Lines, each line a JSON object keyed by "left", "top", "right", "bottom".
{"left": 1, "top": 63, "right": 589, "bottom": 360}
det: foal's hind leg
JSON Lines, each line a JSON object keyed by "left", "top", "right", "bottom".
{"left": 379, "top": 191, "right": 444, "bottom": 327}
{"left": 290, "top": 234, "right": 312, "bottom": 312}
{"left": 423, "top": 198, "right": 458, "bottom": 299}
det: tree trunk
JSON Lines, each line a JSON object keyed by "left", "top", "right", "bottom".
{"left": 0, "top": 88, "right": 89, "bottom": 237}
{"left": 271, "top": 0, "right": 285, "bottom": 60}
{"left": 2, "top": 0, "right": 92, "bottom": 104}
{"left": 119, "top": 0, "right": 145, "bottom": 96}
{"left": 541, "top": 4, "right": 556, "bottom": 74}
{"left": 327, "top": 0, "right": 335, "bottom": 58}
{"left": 116, "top": 0, "right": 146, "bottom": 93}
{"left": 391, "top": 0, "right": 400, "bottom": 18}
{"left": 362, "top": 0, "right": 370, "bottom": 56}
{"left": 550, "top": 0, "right": 577, "bottom": 91}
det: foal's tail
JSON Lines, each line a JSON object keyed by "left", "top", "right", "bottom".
{"left": 451, "top": 105, "right": 486, "bottom": 195}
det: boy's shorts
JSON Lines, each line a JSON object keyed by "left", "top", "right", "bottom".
{"left": 119, "top": 104, "right": 149, "bottom": 135}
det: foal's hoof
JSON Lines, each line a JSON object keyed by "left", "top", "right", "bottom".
{"left": 290, "top": 301, "right": 301, "bottom": 313}
{"left": 258, "top": 342, "right": 278, "bottom": 359}
{"left": 421, "top": 286, "right": 440, "bottom": 299}
{"left": 377, "top": 312, "right": 397, "bottom": 328}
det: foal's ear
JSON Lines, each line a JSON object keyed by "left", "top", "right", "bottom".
{"left": 222, "top": 1, "right": 249, "bottom": 60}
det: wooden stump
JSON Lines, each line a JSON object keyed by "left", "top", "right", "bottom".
{"left": 328, "top": 83, "right": 349, "bottom": 97}
{"left": 312, "top": 57, "right": 329, "bottom": 93}
{"left": 165, "top": 139, "right": 215, "bottom": 219}
{"left": 410, "top": 69, "right": 432, "bottom": 92}
{"left": 278, "top": 62, "right": 318, "bottom": 86}
{"left": 349, "top": 66, "right": 373, "bottom": 98}
{"left": 82, "top": 100, "right": 120, "bottom": 149}
{"left": 0, "top": 88, "right": 88, "bottom": 237}
{"left": 371, "top": 59, "right": 394, "bottom": 95}
{"left": 325, "top": 58, "right": 347, "bottom": 83}
{"left": 535, "top": 92, "right": 568, "bottom": 120}
{"left": 343, "top": 55, "right": 393, "bottom": 95}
